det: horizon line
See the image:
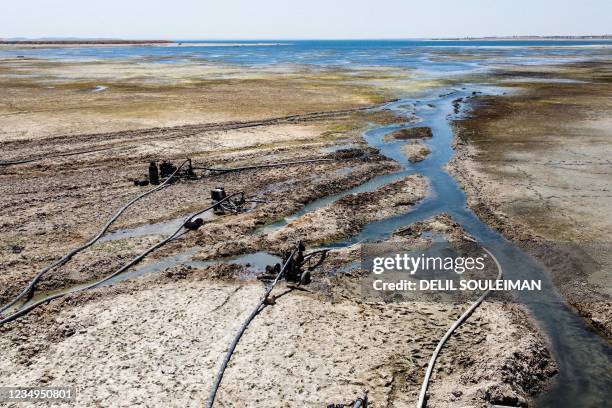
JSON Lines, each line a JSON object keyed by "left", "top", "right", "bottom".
{"left": 3, "top": 35, "right": 612, "bottom": 42}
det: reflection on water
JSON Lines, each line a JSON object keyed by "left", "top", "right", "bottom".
{"left": 5, "top": 39, "right": 611, "bottom": 406}
{"left": 105, "top": 249, "right": 282, "bottom": 285}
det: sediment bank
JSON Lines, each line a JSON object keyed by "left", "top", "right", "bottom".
{"left": 450, "top": 61, "right": 612, "bottom": 337}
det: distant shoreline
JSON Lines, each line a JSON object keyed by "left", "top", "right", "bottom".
{"left": 0, "top": 40, "right": 173, "bottom": 45}
{"left": 2, "top": 36, "right": 612, "bottom": 45}
{"left": 431, "top": 35, "right": 612, "bottom": 40}
{"left": 0, "top": 40, "right": 291, "bottom": 48}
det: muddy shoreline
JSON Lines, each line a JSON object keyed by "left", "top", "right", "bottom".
{"left": 449, "top": 62, "right": 612, "bottom": 338}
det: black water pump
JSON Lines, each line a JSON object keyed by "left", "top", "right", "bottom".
{"left": 211, "top": 187, "right": 227, "bottom": 214}
{"left": 135, "top": 159, "right": 197, "bottom": 187}
{"left": 210, "top": 187, "right": 247, "bottom": 215}
{"left": 148, "top": 161, "right": 160, "bottom": 185}
{"left": 264, "top": 242, "right": 310, "bottom": 285}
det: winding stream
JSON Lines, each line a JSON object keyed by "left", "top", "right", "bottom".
{"left": 262, "top": 85, "right": 611, "bottom": 406}
{"left": 4, "top": 39, "right": 612, "bottom": 406}
{"left": 332, "top": 88, "right": 612, "bottom": 407}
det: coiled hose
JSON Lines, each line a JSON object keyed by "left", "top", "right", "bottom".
{"left": 416, "top": 246, "right": 503, "bottom": 408}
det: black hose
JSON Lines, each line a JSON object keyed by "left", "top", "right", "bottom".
{"left": 303, "top": 248, "right": 332, "bottom": 259}
{"left": 193, "top": 158, "right": 335, "bottom": 174}
{"left": 0, "top": 160, "right": 191, "bottom": 316}
{"left": 206, "top": 247, "right": 298, "bottom": 408}
{"left": 0, "top": 147, "right": 114, "bottom": 167}
{"left": 0, "top": 193, "right": 244, "bottom": 326}
{"left": 416, "top": 246, "right": 503, "bottom": 408}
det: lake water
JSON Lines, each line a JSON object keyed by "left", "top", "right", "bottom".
{"left": 2, "top": 40, "right": 611, "bottom": 77}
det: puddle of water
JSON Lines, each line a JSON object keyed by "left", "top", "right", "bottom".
{"left": 334, "top": 167, "right": 354, "bottom": 176}
{"left": 13, "top": 249, "right": 282, "bottom": 313}
{"left": 100, "top": 212, "right": 215, "bottom": 242}
{"left": 104, "top": 248, "right": 282, "bottom": 285}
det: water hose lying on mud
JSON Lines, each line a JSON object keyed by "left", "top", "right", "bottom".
{"left": 193, "top": 157, "right": 335, "bottom": 174}
{"left": 0, "top": 192, "right": 243, "bottom": 326}
{"left": 0, "top": 153, "right": 329, "bottom": 315}
{"left": 416, "top": 246, "right": 503, "bottom": 408}
{"left": 0, "top": 159, "right": 192, "bottom": 316}
{"left": 207, "top": 246, "right": 299, "bottom": 408}
{"left": 0, "top": 155, "right": 333, "bottom": 316}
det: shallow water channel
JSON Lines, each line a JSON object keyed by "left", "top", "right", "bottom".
{"left": 256, "top": 85, "right": 611, "bottom": 406}
{"left": 336, "top": 88, "right": 611, "bottom": 407}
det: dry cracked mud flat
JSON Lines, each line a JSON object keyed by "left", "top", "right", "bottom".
{"left": 4, "top": 55, "right": 606, "bottom": 407}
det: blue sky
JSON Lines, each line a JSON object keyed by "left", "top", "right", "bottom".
{"left": 3, "top": 0, "right": 610, "bottom": 39}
